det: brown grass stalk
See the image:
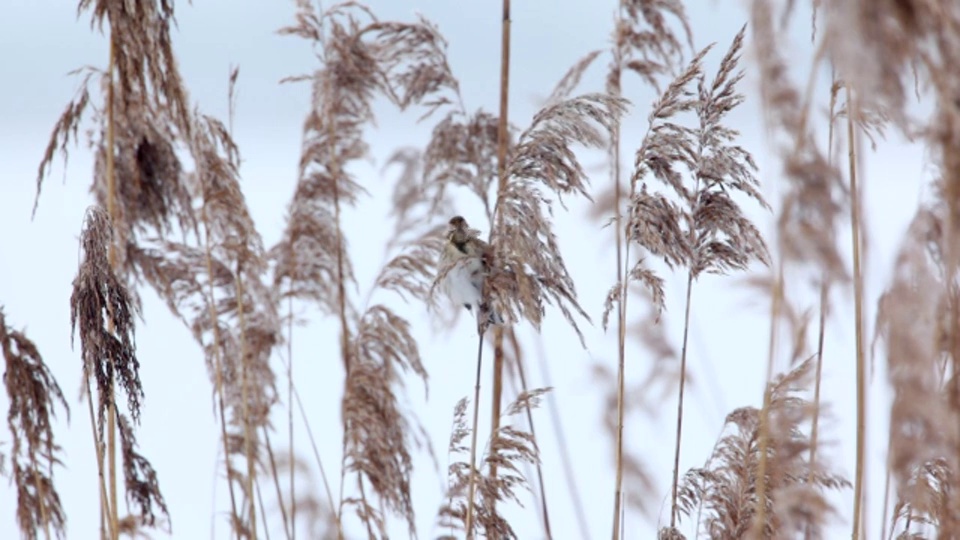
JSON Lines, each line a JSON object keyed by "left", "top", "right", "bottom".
{"left": 465, "top": 336, "right": 486, "bottom": 539}
{"left": 846, "top": 84, "right": 866, "bottom": 540}
{"left": 200, "top": 162, "right": 242, "bottom": 539}
{"left": 752, "top": 264, "right": 783, "bottom": 537}
{"left": 668, "top": 271, "right": 695, "bottom": 528}
{"left": 534, "top": 338, "right": 590, "bottom": 539}
{"left": 104, "top": 35, "right": 120, "bottom": 540}
{"left": 486, "top": 0, "right": 513, "bottom": 534}
{"left": 261, "top": 428, "right": 292, "bottom": 540}
{"left": 281, "top": 350, "right": 339, "bottom": 535}
{"left": 287, "top": 295, "right": 296, "bottom": 540}
{"left": 84, "top": 377, "right": 114, "bottom": 540}
{"left": 806, "top": 71, "right": 841, "bottom": 540}
{"left": 506, "top": 329, "right": 552, "bottom": 538}
{"left": 598, "top": 3, "right": 694, "bottom": 527}
{"left": 609, "top": 7, "right": 628, "bottom": 536}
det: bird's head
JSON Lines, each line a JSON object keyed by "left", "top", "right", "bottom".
{"left": 448, "top": 215, "right": 467, "bottom": 230}
{"left": 447, "top": 215, "right": 468, "bottom": 239}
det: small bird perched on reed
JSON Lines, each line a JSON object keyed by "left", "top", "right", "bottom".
{"left": 439, "top": 216, "right": 505, "bottom": 330}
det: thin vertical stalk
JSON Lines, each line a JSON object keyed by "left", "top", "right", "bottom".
{"left": 507, "top": 329, "right": 553, "bottom": 538}
{"left": 669, "top": 112, "right": 710, "bottom": 528}
{"left": 255, "top": 478, "right": 271, "bottom": 540}
{"left": 236, "top": 263, "right": 258, "bottom": 540}
{"left": 808, "top": 282, "right": 828, "bottom": 473}
{"left": 287, "top": 294, "right": 296, "bottom": 540}
{"left": 805, "top": 76, "right": 838, "bottom": 539}
{"left": 86, "top": 377, "right": 114, "bottom": 540}
{"left": 326, "top": 80, "right": 351, "bottom": 378}
{"left": 201, "top": 202, "right": 241, "bottom": 538}
{"left": 321, "top": 24, "right": 355, "bottom": 537}
{"left": 668, "top": 273, "right": 695, "bottom": 527}
{"left": 262, "top": 427, "right": 292, "bottom": 540}
{"left": 846, "top": 84, "right": 866, "bottom": 540}
{"left": 487, "top": 0, "right": 512, "bottom": 525}
{"left": 281, "top": 352, "right": 340, "bottom": 537}
{"left": 534, "top": 338, "right": 590, "bottom": 540}
{"left": 609, "top": 11, "right": 629, "bottom": 538}
{"left": 754, "top": 263, "right": 784, "bottom": 536}
{"left": 104, "top": 35, "right": 120, "bottom": 540}
{"left": 490, "top": 339, "right": 504, "bottom": 485}
{"left": 465, "top": 337, "right": 486, "bottom": 539}
{"left": 300, "top": 401, "right": 337, "bottom": 521}
{"left": 880, "top": 465, "right": 892, "bottom": 540}
{"left": 808, "top": 74, "right": 838, "bottom": 488}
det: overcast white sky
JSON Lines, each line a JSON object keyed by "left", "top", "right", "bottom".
{"left": 0, "top": 0, "right": 935, "bottom": 538}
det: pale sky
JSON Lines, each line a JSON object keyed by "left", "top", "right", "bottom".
{"left": 0, "top": 1, "right": 934, "bottom": 539}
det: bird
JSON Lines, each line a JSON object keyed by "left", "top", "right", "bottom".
{"left": 439, "top": 216, "right": 505, "bottom": 330}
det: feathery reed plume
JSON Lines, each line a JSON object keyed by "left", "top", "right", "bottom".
{"left": 117, "top": 96, "right": 280, "bottom": 536}
{"left": 672, "top": 359, "right": 849, "bottom": 539}
{"left": 436, "top": 389, "right": 551, "bottom": 539}
{"left": 817, "top": 2, "right": 960, "bottom": 535}
{"left": 600, "top": 0, "right": 693, "bottom": 533}
{"left": 747, "top": 5, "right": 852, "bottom": 536}
{"left": 487, "top": 92, "right": 627, "bottom": 337}
{"left": 612, "top": 26, "right": 769, "bottom": 528}
{"left": 422, "top": 111, "right": 501, "bottom": 225}
{"left": 343, "top": 232, "right": 436, "bottom": 536}
{"left": 327, "top": 229, "right": 438, "bottom": 537}
{"left": 279, "top": 3, "right": 458, "bottom": 535}
{"left": 875, "top": 198, "right": 960, "bottom": 538}
{"left": 500, "top": 325, "right": 554, "bottom": 537}
{"left": 70, "top": 207, "right": 169, "bottom": 533}
{"left": 37, "top": 1, "right": 197, "bottom": 273}
{"left": 427, "top": 77, "right": 628, "bottom": 539}
{"left": 275, "top": 0, "right": 459, "bottom": 324}
{"left": 1, "top": 308, "right": 69, "bottom": 540}
{"left": 36, "top": 3, "right": 197, "bottom": 530}
{"left": 71, "top": 206, "right": 142, "bottom": 441}
{"left": 530, "top": 3, "right": 693, "bottom": 531}
{"left": 192, "top": 112, "right": 279, "bottom": 538}
{"left": 117, "top": 414, "right": 168, "bottom": 529}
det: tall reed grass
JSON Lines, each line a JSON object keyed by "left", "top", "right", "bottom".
{"left": 4, "top": 0, "right": 959, "bottom": 538}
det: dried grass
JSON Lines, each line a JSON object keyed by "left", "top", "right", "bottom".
{"left": 14, "top": 0, "right": 960, "bottom": 538}
{"left": 673, "top": 360, "right": 849, "bottom": 539}
{"left": 1, "top": 308, "right": 69, "bottom": 540}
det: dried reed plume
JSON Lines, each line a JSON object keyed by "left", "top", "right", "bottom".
{"left": 875, "top": 197, "right": 960, "bottom": 537}
{"left": 604, "top": 26, "right": 770, "bottom": 530}
{"left": 436, "top": 389, "right": 550, "bottom": 539}
{"left": 278, "top": 1, "right": 459, "bottom": 535}
{"left": 673, "top": 359, "right": 849, "bottom": 539}
{"left": 1, "top": 308, "right": 69, "bottom": 540}
{"left": 35, "top": 3, "right": 199, "bottom": 532}
{"left": 487, "top": 92, "right": 628, "bottom": 336}
{"left": 21, "top": 0, "right": 960, "bottom": 538}
{"left": 70, "top": 207, "right": 169, "bottom": 532}
{"left": 599, "top": 0, "right": 693, "bottom": 532}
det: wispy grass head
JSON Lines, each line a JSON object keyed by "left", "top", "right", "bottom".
{"left": 488, "top": 93, "right": 629, "bottom": 342}
{"left": 674, "top": 359, "right": 849, "bottom": 538}
{"left": 1, "top": 308, "right": 69, "bottom": 540}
